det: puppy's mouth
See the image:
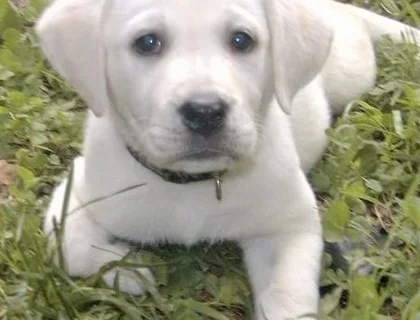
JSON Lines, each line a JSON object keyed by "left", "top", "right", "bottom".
{"left": 170, "top": 149, "right": 237, "bottom": 174}
{"left": 184, "top": 149, "right": 229, "bottom": 160}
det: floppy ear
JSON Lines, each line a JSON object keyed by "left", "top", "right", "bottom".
{"left": 36, "top": 0, "right": 107, "bottom": 117}
{"left": 264, "top": 0, "right": 333, "bottom": 114}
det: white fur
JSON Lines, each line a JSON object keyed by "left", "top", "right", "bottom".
{"left": 36, "top": 0, "right": 420, "bottom": 319}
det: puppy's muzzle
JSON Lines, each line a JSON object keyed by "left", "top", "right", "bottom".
{"left": 178, "top": 93, "right": 229, "bottom": 137}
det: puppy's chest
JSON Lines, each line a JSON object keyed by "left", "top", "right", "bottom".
{"left": 83, "top": 176, "right": 287, "bottom": 245}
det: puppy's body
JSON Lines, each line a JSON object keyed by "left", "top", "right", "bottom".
{"left": 47, "top": 89, "right": 323, "bottom": 320}
{"left": 37, "top": 0, "right": 420, "bottom": 319}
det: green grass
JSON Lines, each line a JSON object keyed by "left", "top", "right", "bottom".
{"left": 1, "top": 0, "right": 420, "bottom": 319}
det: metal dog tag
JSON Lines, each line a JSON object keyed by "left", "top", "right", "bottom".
{"left": 214, "top": 174, "right": 223, "bottom": 201}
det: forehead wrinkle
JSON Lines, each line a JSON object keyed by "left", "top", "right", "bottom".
{"left": 103, "top": 8, "right": 165, "bottom": 46}
{"left": 125, "top": 10, "right": 165, "bottom": 37}
{"left": 227, "top": 5, "right": 266, "bottom": 37}
{"left": 101, "top": 0, "right": 164, "bottom": 33}
{"left": 230, "top": 3, "right": 265, "bottom": 24}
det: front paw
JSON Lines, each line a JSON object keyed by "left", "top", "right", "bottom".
{"left": 255, "top": 307, "right": 318, "bottom": 320}
{"left": 255, "top": 302, "right": 318, "bottom": 320}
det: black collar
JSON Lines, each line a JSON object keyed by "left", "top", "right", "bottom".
{"left": 126, "top": 145, "right": 224, "bottom": 185}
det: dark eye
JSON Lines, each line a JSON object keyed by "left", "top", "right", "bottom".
{"left": 133, "top": 33, "right": 162, "bottom": 55}
{"left": 231, "top": 31, "right": 254, "bottom": 52}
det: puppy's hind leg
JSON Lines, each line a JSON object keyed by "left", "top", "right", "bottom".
{"left": 322, "top": 2, "right": 420, "bottom": 115}
{"left": 43, "top": 161, "right": 154, "bottom": 295}
{"left": 321, "top": 10, "right": 377, "bottom": 114}
{"left": 341, "top": 3, "right": 420, "bottom": 43}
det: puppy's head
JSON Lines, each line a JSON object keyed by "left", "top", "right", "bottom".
{"left": 36, "top": 0, "right": 332, "bottom": 174}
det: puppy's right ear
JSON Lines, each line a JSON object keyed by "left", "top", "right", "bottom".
{"left": 36, "top": 0, "right": 107, "bottom": 117}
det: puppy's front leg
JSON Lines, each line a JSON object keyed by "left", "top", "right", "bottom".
{"left": 241, "top": 228, "right": 323, "bottom": 320}
{"left": 44, "top": 177, "right": 154, "bottom": 295}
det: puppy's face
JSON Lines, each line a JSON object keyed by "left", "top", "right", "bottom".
{"left": 102, "top": 0, "right": 272, "bottom": 173}
{"left": 37, "top": 0, "right": 332, "bottom": 174}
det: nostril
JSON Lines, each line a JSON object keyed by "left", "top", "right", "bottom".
{"left": 182, "top": 102, "right": 225, "bottom": 128}
{"left": 179, "top": 95, "right": 228, "bottom": 136}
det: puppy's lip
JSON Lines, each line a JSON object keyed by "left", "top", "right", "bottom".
{"left": 184, "top": 150, "right": 234, "bottom": 160}
{"left": 169, "top": 153, "right": 237, "bottom": 173}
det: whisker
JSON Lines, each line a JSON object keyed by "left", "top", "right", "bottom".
{"left": 131, "top": 118, "right": 184, "bottom": 135}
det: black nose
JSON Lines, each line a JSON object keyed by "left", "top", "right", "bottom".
{"left": 178, "top": 94, "right": 228, "bottom": 136}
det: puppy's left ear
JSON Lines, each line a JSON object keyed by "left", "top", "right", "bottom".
{"left": 264, "top": 0, "right": 333, "bottom": 114}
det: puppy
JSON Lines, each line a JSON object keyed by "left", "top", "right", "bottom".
{"left": 36, "top": 0, "right": 420, "bottom": 319}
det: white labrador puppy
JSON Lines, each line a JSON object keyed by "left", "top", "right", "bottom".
{"left": 36, "top": 0, "right": 420, "bottom": 319}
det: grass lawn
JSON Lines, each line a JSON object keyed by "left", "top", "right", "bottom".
{"left": 1, "top": 0, "right": 420, "bottom": 319}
